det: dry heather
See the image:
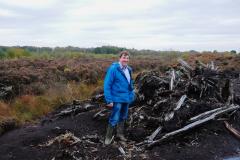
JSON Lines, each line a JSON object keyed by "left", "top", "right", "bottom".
{"left": 0, "top": 57, "right": 172, "bottom": 97}
{"left": 0, "top": 53, "right": 239, "bottom": 124}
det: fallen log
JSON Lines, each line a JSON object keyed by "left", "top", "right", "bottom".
{"left": 196, "top": 60, "right": 208, "bottom": 69}
{"left": 0, "top": 83, "right": 13, "bottom": 100}
{"left": 178, "top": 59, "right": 193, "bottom": 72}
{"left": 174, "top": 95, "right": 187, "bottom": 111}
{"left": 189, "top": 107, "right": 224, "bottom": 123}
{"left": 170, "top": 70, "right": 176, "bottom": 91}
{"left": 118, "top": 146, "right": 126, "bottom": 156}
{"left": 146, "top": 104, "right": 240, "bottom": 148}
{"left": 92, "top": 108, "right": 109, "bottom": 119}
{"left": 224, "top": 121, "right": 240, "bottom": 139}
{"left": 147, "top": 126, "right": 163, "bottom": 142}
{"left": 54, "top": 103, "right": 97, "bottom": 118}
{"left": 136, "top": 126, "right": 163, "bottom": 146}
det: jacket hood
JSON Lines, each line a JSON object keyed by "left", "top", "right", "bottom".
{"left": 111, "top": 62, "right": 120, "bottom": 67}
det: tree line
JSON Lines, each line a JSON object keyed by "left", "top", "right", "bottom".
{"left": 0, "top": 45, "right": 238, "bottom": 59}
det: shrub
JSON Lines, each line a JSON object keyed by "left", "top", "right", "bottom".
{"left": 6, "top": 48, "right": 31, "bottom": 58}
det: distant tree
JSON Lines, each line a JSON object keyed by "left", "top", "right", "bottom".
{"left": 6, "top": 48, "right": 31, "bottom": 58}
{"left": 230, "top": 50, "right": 237, "bottom": 54}
{"left": 189, "top": 50, "right": 199, "bottom": 54}
{"left": 0, "top": 48, "right": 6, "bottom": 59}
{"left": 0, "top": 46, "right": 8, "bottom": 52}
{"left": 93, "top": 46, "right": 126, "bottom": 54}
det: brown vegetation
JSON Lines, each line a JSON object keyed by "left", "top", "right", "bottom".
{"left": 0, "top": 53, "right": 239, "bottom": 125}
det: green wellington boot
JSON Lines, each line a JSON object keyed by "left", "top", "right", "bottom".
{"left": 116, "top": 121, "right": 127, "bottom": 142}
{"left": 104, "top": 124, "right": 114, "bottom": 145}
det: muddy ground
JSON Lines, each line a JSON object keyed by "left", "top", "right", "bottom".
{"left": 0, "top": 102, "right": 240, "bottom": 160}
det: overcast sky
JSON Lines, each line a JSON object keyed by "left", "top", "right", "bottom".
{"left": 0, "top": 0, "right": 239, "bottom": 51}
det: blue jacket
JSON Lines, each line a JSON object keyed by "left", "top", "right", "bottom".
{"left": 104, "top": 62, "right": 135, "bottom": 104}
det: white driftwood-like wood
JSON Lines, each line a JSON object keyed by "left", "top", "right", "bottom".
{"left": 189, "top": 107, "right": 224, "bottom": 122}
{"left": 147, "top": 105, "right": 240, "bottom": 148}
{"left": 224, "top": 121, "right": 240, "bottom": 139}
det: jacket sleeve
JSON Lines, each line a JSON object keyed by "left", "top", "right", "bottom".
{"left": 104, "top": 66, "right": 115, "bottom": 104}
{"left": 128, "top": 67, "right": 135, "bottom": 104}
{"left": 129, "top": 67, "right": 134, "bottom": 91}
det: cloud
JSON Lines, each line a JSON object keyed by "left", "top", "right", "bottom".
{"left": 0, "top": 0, "right": 58, "bottom": 9}
{"left": 66, "top": 0, "right": 166, "bottom": 17}
{"left": 0, "top": 8, "right": 20, "bottom": 17}
{"left": 0, "top": 0, "right": 240, "bottom": 51}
